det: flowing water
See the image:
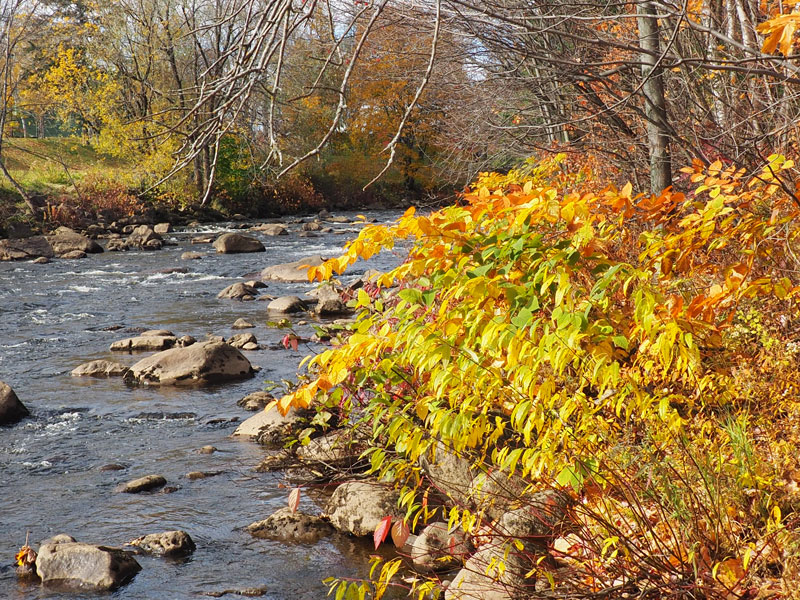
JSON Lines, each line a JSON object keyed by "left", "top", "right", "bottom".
{"left": 0, "top": 213, "right": 402, "bottom": 599}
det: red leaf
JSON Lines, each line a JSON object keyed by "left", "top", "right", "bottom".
{"left": 374, "top": 516, "right": 392, "bottom": 550}
{"left": 391, "top": 520, "right": 410, "bottom": 548}
{"left": 290, "top": 337, "right": 299, "bottom": 351}
{"left": 282, "top": 334, "right": 290, "bottom": 349}
{"left": 288, "top": 487, "right": 301, "bottom": 513}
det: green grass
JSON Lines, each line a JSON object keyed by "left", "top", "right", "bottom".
{"left": 0, "top": 137, "right": 131, "bottom": 196}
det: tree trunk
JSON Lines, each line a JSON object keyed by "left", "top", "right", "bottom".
{"left": 637, "top": 0, "right": 672, "bottom": 195}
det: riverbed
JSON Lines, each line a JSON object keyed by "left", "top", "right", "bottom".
{"left": 0, "top": 213, "right": 402, "bottom": 599}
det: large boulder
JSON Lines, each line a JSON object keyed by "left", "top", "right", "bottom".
{"left": 110, "top": 335, "right": 178, "bottom": 352}
{"left": 495, "top": 490, "right": 571, "bottom": 544}
{"left": 124, "top": 341, "right": 254, "bottom": 386}
{"left": 296, "top": 429, "right": 365, "bottom": 470}
{"left": 0, "top": 236, "right": 54, "bottom": 261}
{"left": 267, "top": 296, "right": 306, "bottom": 314}
{"left": 35, "top": 536, "right": 141, "bottom": 591}
{"left": 0, "top": 380, "right": 29, "bottom": 425}
{"left": 128, "top": 531, "right": 195, "bottom": 557}
{"left": 71, "top": 360, "right": 129, "bottom": 377}
{"left": 213, "top": 233, "right": 265, "bottom": 254}
{"left": 47, "top": 226, "right": 103, "bottom": 256}
{"left": 247, "top": 508, "right": 333, "bottom": 543}
{"left": 260, "top": 255, "right": 327, "bottom": 283}
{"left": 325, "top": 482, "right": 403, "bottom": 537}
{"left": 469, "top": 471, "right": 531, "bottom": 523}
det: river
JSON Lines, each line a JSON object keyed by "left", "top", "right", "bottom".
{"left": 0, "top": 212, "right": 402, "bottom": 599}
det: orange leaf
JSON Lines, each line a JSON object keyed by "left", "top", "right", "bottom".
{"left": 374, "top": 515, "right": 392, "bottom": 550}
{"left": 288, "top": 487, "right": 301, "bottom": 513}
{"left": 391, "top": 520, "right": 410, "bottom": 548}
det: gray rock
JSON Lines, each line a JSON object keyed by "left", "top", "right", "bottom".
{"left": 419, "top": 442, "right": 476, "bottom": 509}
{"left": 267, "top": 296, "right": 306, "bottom": 314}
{"left": 191, "top": 234, "right": 216, "bottom": 244}
{"left": 127, "top": 225, "right": 162, "bottom": 249}
{"left": 302, "top": 221, "right": 323, "bottom": 232}
{"left": 59, "top": 250, "right": 87, "bottom": 259}
{"left": 0, "top": 236, "right": 54, "bottom": 261}
{"left": 153, "top": 223, "right": 172, "bottom": 234}
{"left": 411, "top": 522, "right": 468, "bottom": 572}
{"left": 312, "top": 284, "right": 350, "bottom": 316}
{"left": 218, "top": 282, "right": 259, "bottom": 300}
{"left": 35, "top": 537, "right": 141, "bottom": 590}
{"left": 198, "top": 445, "right": 217, "bottom": 454}
{"left": 71, "top": 360, "right": 129, "bottom": 377}
{"left": 110, "top": 335, "right": 178, "bottom": 352}
{"left": 228, "top": 333, "right": 257, "bottom": 349}
{"left": 469, "top": 471, "right": 531, "bottom": 523}
{"left": 0, "top": 380, "right": 29, "bottom": 425}
{"left": 181, "top": 251, "right": 203, "bottom": 260}
{"left": 186, "top": 470, "right": 222, "bottom": 480}
{"left": 105, "top": 239, "right": 127, "bottom": 252}
{"left": 327, "top": 216, "right": 351, "bottom": 224}
{"left": 116, "top": 474, "right": 167, "bottom": 493}
{"left": 253, "top": 223, "right": 288, "bottom": 236}
{"left": 32, "top": 256, "right": 50, "bottom": 264}
{"left": 241, "top": 342, "right": 258, "bottom": 351}
{"left": 244, "top": 280, "right": 268, "bottom": 289}
{"left": 233, "top": 404, "right": 304, "bottom": 446}
{"left": 247, "top": 508, "right": 332, "bottom": 543}
{"left": 446, "top": 543, "right": 533, "bottom": 600}
{"left": 144, "top": 239, "right": 163, "bottom": 250}
{"left": 297, "top": 429, "right": 364, "bottom": 468}
{"left": 128, "top": 531, "right": 195, "bottom": 557}
{"left": 124, "top": 341, "right": 254, "bottom": 386}
{"left": 260, "top": 255, "right": 327, "bottom": 282}
{"left": 236, "top": 391, "right": 274, "bottom": 411}
{"left": 232, "top": 318, "right": 255, "bottom": 329}
{"left": 213, "top": 233, "right": 265, "bottom": 254}
{"left": 496, "top": 490, "right": 571, "bottom": 543}
{"left": 177, "top": 335, "right": 196, "bottom": 347}
{"left": 47, "top": 226, "right": 103, "bottom": 256}
{"left": 140, "top": 329, "right": 174, "bottom": 336}
{"left": 325, "top": 482, "right": 402, "bottom": 537}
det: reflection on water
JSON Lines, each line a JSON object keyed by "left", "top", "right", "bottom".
{"left": 0, "top": 213, "right": 402, "bottom": 599}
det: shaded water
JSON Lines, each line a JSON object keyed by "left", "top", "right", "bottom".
{"left": 0, "top": 213, "right": 402, "bottom": 599}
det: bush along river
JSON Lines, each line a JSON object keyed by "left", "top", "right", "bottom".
{"left": 0, "top": 211, "right": 403, "bottom": 599}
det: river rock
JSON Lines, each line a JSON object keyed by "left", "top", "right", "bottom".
{"left": 411, "top": 522, "right": 469, "bottom": 573}
{"left": 253, "top": 223, "right": 288, "bottom": 236}
{"left": 105, "top": 238, "right": 127, "bottom": 252}
{"left": 469, "top": 471, "right": 531, "bottom": 523}
{"left": 127, "top": 225, "right": 162, "bottom": 249}
{"left": 218, "top": 282, "right": 259, "bottom": 300}
{"left": 233, "top": 404, "right": 305, "bottom": 446}
{"left": 191, "top": 233, "right": 216, "bottom": 244}
{"left": 47, "top": 226, "right": 103, "bottom": 256}
{"left": 123, "top": 341, "right": 254, "bottom": 386}
{"left": 0, "top": 236, "right": 54, "bottom": 261}
{"left": 181, "top": 251, "right": 203, "bottom": 260}
{"left": 110, "top": 335, "right": 178, "bottom": 351}
{"left": 296, "top": 429, "right": 365, "bottom": 469}
{"left": 244, "top": 280, "right": 268, "bottom": 289}
{"left": 128, "top": 531, "right": 195, "bottom": 557}
{"left": 302, "top": 221, "right": 323, "bottom": 232}
{"left": 327, "top": 216, "right": 351, "bottom": 224}
{"left": 232, "top": 318, "right": 254, "bottom": 329}
{"left": 33, "top": 256, "right": 50, "bottom": 264}
{"left": 495, "top": 490, "right": 571, "bottom": 544}
{"left": 419, "top": 442, "right": 476, "bottom": 510}
{"left": 247, "top": 508, "right": 333, "bottom": 543}
{"left": 35, "top": 537, "right": 141, "bottom": 591}
{"left": 236, "top": 391, "right": 273, "bottom": 411}
{"left": 267, "top": 296, "right": 306, "bottom": 314}
{"left": 260, "top": 255, "right": 327, "bottom": 282}
{"left": 142, "top": 329, "right": 174, "bottom": 336}
{"left": 325, "top": 482, "right": 403, "bottom": 537}
{"left": 446, "top": 543, "right": 533, "bottom": 600}
{"left": 228, "top": 333, "right": 257, "bottom": 349}
{"left": 116, "top": 474, "right": 167, "bottom": 493}
{"left": 213, "top": 233, "right": 265, "bottom": 254}
{"left": 153, "top": 223, "right": 172, "bottom": 234}
{"left": 311, "top": 284, "right": 349, "bottom": 316}
{"left": 60, "top": 250, "right": 87, "bottom": 259}
{"left": 0, "top": 380, "right": 29, "bottom": 425}
{"left": 71, "top": 360, "right": 129, "bottom": 377}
